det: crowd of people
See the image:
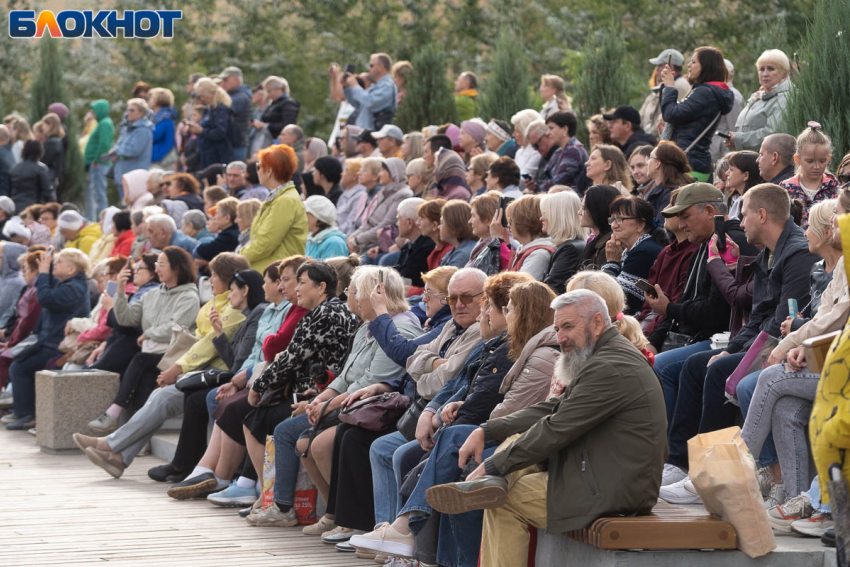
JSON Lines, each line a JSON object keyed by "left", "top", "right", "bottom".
{"left": 1, "top": 42, "right": 849, "bottom": 567}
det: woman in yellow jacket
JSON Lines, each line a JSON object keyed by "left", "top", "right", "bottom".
{"left": 238, "top": 144, "right": 307, "bottom": 272}
{"left": 811, "top": 213, "right": 850, "bottom": 504}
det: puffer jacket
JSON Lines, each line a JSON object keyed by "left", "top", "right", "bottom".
{"left": 240, "top": 181, "right": 308, "bottom": 272}
{"left": 112, "top": 117, "right": 154, "bottom": 186}
{"left": 350, "top": 158, "right": 413, "bottom": 252}
{"left": 33, "top": 271, "right": 91, "bottom": 350}
{"left": 733, "top": 79, "right": 792, "bottom": 151}
{"left": 492, "top": 326, "right": 560, "bottom": 418}
{"left": 305, "top": 226, "right": 349, "bottom": 260}
{"left": 9, "top": 159, "right": 54, "bottom": 212}
{"left": 661, "top": 82, "right": 735, "bottom": 174}
{"left": 260, "top": 94, "right": 301, "bottom": 139}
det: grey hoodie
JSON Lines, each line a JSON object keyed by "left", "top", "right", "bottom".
{"left": 0, "top": 242, "right": 27, "bottom": 326}
{"left": 113, "top": 281, "right": 200, "bottom": 352}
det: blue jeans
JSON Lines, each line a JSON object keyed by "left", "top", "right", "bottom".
{"left": 807, "top": 476, "right": 830, "bottom": 513}
{"left": 369, "top": 431, "right": 408, "bottom": 524}
{"left": 402, "top": 425, "right": 498, "bottom": 567}
{"left": 653, "top": 340, "right": 712, "bottom": 429}
{"left": 230, "top": 146, "right": 247, "bottom": 162}
{"left": 86, "top": 164, "right": 109, "bottom": 222}
{"left": 272, "top": 413, "right": 311, "bottom": 505}
{"left": 736, "top": 369, "right": 779, "bottom": 468}
{"left": 360, "top": 252, "right": 386, "bottom": 266}
{"left": 206, "top": 387, "right": 220, "bottom": 425}
{"left": 379, "top": 251, "right": 400, "bottom": 267}
{"left": 10, "top": 345, "right": 59, "bottom": 417}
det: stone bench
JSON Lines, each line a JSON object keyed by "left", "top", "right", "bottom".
{"left": 35, "top": 369, "right": 119, "bottom": 454}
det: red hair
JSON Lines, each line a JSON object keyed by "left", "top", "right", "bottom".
{"left": 258, "top": 144, "right": 298, "bottom": 183}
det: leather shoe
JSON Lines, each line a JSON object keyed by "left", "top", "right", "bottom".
{"left": 85, "top": 447, "right": 125, "bottom": 478}
{"left": 6, "top": 415, "right": 35, "bottom": 431}
{"left": 426, "top": 475, "right": 508, "bottom": 514}
{"left": 166, "top": 473, "right": 218, "bottom": 500}
{"left": 73, "top": 432, "right": 100, "bottom": 453}
{"left": 148, "top": 463, "right": 187, "bottom": 483}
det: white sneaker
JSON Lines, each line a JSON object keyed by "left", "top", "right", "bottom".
{"left": 756, "top": 466, "right": 774, "bottom": 496}
{"left": 659, "top": 476, "right": 702, "bottom": 504}
{"left": 768, "top": 493, "right": 813, "bottom": 533}
{"left": 763, "top": 483, "right": 786, "bottom": 509}
{"left": 661, "top": 463, "right": 688, "bottom": 486}
{"left": 790, "top": 512, "right": 834, "bottom": 537}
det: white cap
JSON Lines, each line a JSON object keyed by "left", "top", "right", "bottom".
{"left": 304, "top": 195, "right": 337, "bottom": 226}
{"left": 2, "top": 221, "right": 30, "bottom": 241}
{"left": 57, "top": 210, "right": 84, "bottom": 231}
{"left": 372, "top": 124, "right": 404, "bottom": 142}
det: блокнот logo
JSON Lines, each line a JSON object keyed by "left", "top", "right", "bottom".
{"left": 9, "top": 10, "right": 182, "bottom": 38}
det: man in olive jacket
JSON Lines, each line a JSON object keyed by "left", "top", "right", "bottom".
{"left": 427, "top": 289, "right": 667, "bottom": 567}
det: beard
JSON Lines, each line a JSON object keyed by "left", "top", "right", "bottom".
{"left": 554, "top": 336, "right": 595, "bottom": 391}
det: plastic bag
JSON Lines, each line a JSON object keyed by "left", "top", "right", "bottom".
{"left": 294, "top": 463, "right": 318, "bottom": 525}
{"left": 688, "top": 426, "right": 776, "bottom": 558}
{"left": 261, "top": 435, "right": 275, "bottom": 509}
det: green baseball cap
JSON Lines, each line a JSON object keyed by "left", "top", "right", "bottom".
{"left": 661, "top": 182, "right": 725, "bottom": 218}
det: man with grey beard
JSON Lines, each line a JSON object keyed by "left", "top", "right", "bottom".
{"left": 426, "top": 289, "right": 667, "bottom": 567}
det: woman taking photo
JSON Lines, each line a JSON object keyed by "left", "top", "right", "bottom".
{"left": 659, "top": 46, "right": 734, "bottom": 181}
{"left": 644, "top": 141, "right": 694, "bottom": 220}
{"left": 602, "top": 196, "right": 665, "bottom": 314}
{"left": 541, "top": 190, "right": 588, "bottom": 294}
{"left": 467, "top": 192, "right": 509, "bottom": 275}
{"left": 584, "top": 144, "right": 633, "bottom": 195}
{"left": 580, "top": 184, "right": 622, "bottom": 269}
{"left": 240, "top": 144, "right": 308, "bottom": 272}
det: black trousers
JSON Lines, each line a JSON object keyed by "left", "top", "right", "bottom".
{"left": 329, "top": 423, "right": 386, "bottom": 532}
{"left": 171, "top": 386, "right": 215, "bottom": 471}
{"left": 113, "top": 352, "right": 163, "bottom": 411}
{"left": 89, "top": 334, "right": 140, "bottom": 376}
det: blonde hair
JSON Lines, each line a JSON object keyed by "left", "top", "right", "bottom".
{"left": 8, "top": 116, "right": 32, "bottom": 142}
{"left": 566, "top": 271, "right": 647, "bottom": 350}
{"left": 756, "top": 49, "right": 791, "bottom": 78}
{"left": 262, "top": 76, "right": 290, "bottom": 95}
{"left": 361, "top": 157, "right": 384, "bottom": 177}
{"left": 585, "top": 114, "right": 611, "bottom": 150}
{"left": 42, "top": 113, "right": 65, "bottom": 139}
{"left": 325, "top": 254, "right": 361, "bottom": 297}
{"left": 469, "top": 152, "right": 499, "bottom": 181}
{"left": 795, "top": 124, "right": 833, "bottom": 173}
{"left": 56, "top": 248, "right": 91, "bottom": 277}
{"left": 148, "top": 87, "right": 175, "bottom": 108}
{"left": 541, "top": 191, "right": 588, "bottom": 246}
{"left": 193, "top": 78, "right": 232, "bottom": 108}
{"left": 127, "top": 97, "right": 149, "bottom": 114}
{"left": 592, "top": 144, "right": 633, "bottom": 192}
{"left": 808, "top": 199, "right": 840, "bottom": 250}
{"left": 541, "top": 74, "right": 568, "bottom": 102}
{"left": 511, "top": 109, "right": 543, "bottom": 140}
{"left": 344, "top": 157, "right": 363, "bottom": 176}
{"left": 216, "top": 196, "right": 239, "bottom": 223}
{"left": 402, "top": 132, "right": 424, "bottom": 162}
{"left": 406, "top": 157, "right": 426, "bottom": 177}
{"left": 236, "top": 198, "right": 262, "bottom": 226}
{"left": 352, "top": 266, "right": 410, "bottom": 315}
{"left": 421, "top": 265, "right": 458, "bottom": 294}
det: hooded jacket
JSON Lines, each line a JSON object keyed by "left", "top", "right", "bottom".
{"left": 123, "top": 168, "right": 154, "bottom": 211}
{"left": 111, "top": 229, "right": 135, "bottom": 258}
{"left": 84, "top": 99, "right": 115, "bottom": 167}
{"left": 64, "top": 222, "right": 103, "bottom": 256}
{"left": 733, "top": 79, "right": 792, "bottom": 151}
{"left": 305, "top": 226, "right": 349, "bottom": 260}
{"left": 0, "top": 242, "right": 26, "bottom": 325}
{"left": 350, "top": 158, "right": 413, "bottom": 252}
{"left": 34, "top": 271, "right": 91, "bottom": 350}
{"left": 337, "top": 184, "right": 368, "bottom": 236}
{"left": 9, "top": 159, "right": 54, "bottom": 211}
{"left": 240, "top": 181, "right": 308, "bottom": 272}
{"left": 660, "top": 82, "right": 735, "bottom": 174}
{"left": 112, "top": 117, "right": 154, "bottom": 186}
{"left": 151, "top": 106, "right": 178, "bottom": 162}
{"left": 113, "top": 281, "right": 200, "bottom": 349}
{"left": 618, "top": 129, "right": 658, "bottom": 163}
{"left": 260, "top": 94, "right": 301, "bottom": 138}
{"left": 227, "top": 85, "right": 253, "bottom": 148}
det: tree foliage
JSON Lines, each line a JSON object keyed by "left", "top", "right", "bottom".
{"left": 395, "top": 46, "right": 459, "bottom": 132}
{"left": 782, "top": 0, "right": 850, "bottom": 159}
{"left": 572, "top": 28, "right": 635, "bottom": 121}
{"left": 480, "top": 32, "right": 533, "bottom": 122}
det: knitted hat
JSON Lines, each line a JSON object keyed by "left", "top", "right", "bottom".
{"left": 314, "top": 156, "right": 343, "bottom": 184}
{"left": 485, "top": 119, "right": 512, "bottom": 143}
{"left": 460, "top": 119, "right": 487, "bottom": 143}
{"left": 2, "top": 221, "right": 31, "bottom": 241}
{"left": 304, "top": 195, "right": 337, "bottom": 226}
{"left": 48, "top": 103, "right": 69, "bottom": 121}
{"left": 57, "top": 210, "right": 85, "bottom": 231}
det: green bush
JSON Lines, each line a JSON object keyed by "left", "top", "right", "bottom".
{"left": 395, "top": 45, "right": 460, "bottom": 132}
{"left": 480, "top": 32, "right": 532, "bottom": 123}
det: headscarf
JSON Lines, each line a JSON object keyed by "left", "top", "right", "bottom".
{"left": 100, "top": 206, "right": 121, "bottom": 234}
{"left": 434, "top": 149, "right": 468, "bottom": 182}
{"left": 306, "top": 138, "right": 329, "bottom": 164}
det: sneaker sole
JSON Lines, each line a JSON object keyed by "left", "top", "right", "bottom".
{"left": 767, "top": 519, "right": 795, "bottom": 534}
{"left": 302, "top": 521, "right": 337, "bottom": 536}
{"left": 247, "top": 518, "right": 299, "bottom": 528}
{"left": 791, "top": 523, "right": 831, "bottom": 537}
{"left": 322, "top": 533, "right": 354, "bottom": 544}
{"left": 88, "top": 423, "right": 119, "bottom": 434}
{"left": 425, "top": 484, "right": 508, "bottom": 514}
{"left": 658, "top": 492, "right": 702, "bottom": 505}
{"left": 207, "top": 496, "right": 258, "bottom": 507}
{"left": 355, "top": 548, "right": 378, "bottom": 559}
{"left": 84, "top": 447, "right": 124, "bottom": 479}
{"left": 349, "top": 536, "right": 413, "bottom": 558}
{"left": 166, "top": 479, "right": 218, "bottom": 500}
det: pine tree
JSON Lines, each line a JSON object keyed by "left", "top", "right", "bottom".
{"left": 782, "top": 0, "right": 850, "bottom": 159}
{"left": 30, "top": 37, "right": 85, "bottom": 204}
{"left": 395, "top": 45, "right": 459, "bottom": 132}
{"left": 480, "top": 32, "right": 532, "bottom": 123}
{"left": 571, "top": 27, "right": 633, "bottom": 121}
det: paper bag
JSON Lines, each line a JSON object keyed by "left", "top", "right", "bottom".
{"left": 688, "top": 426, "right": 776, "bottom": 558}
{"left": 157, "top": 325, "right": 198, "bottom": 371}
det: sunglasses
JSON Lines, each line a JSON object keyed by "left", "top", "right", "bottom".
{"left": 442, "top": 291, "right": 483, "bottom": 307}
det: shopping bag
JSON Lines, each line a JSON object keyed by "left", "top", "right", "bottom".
{"left": 725, "top": 331, "right": 779, "bottom": 404}
{"left": 294, "top": 463, "right": 318, "bottom": 525}
{"left": 261, "top": 435, "right": 276, "bottom": 509}
{"left": 687, "top": 426, "right": 776, "bottom": 558}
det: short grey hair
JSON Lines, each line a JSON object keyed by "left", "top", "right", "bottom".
{"left": 762, "top": 133, "right": 797, "bottom": 167}
{"left": 351, "top": 266, "right": 410, "bottom": 314}
{"left": 263, "top": 75, "right": 290, "bottom": 95}
{"left": 227, "top": 161, "right": 247, "bottom": 173}
{"left": 182, "top": 210, "right": 207, "bottom": 231}
{"left": 127, "top": 97, "right": 149, "bottom": 113}
{"left": 449, "top": 267, "right": 488, "bottom": 290}
{"left": 283, "top": 124, "right": 304, "bottom": 143}
{"left": 551, "top": 289, "right": 612, "bottom": 330}
{"left": 525, "top": 119, "right": 548, "bottom": 141}
{"left": 148, "top": 168, "right": 166, "bottom": 188}
{"left": 397, "top": 197, "right": 426, "bottom": 219}
{"left": 147, "top": 214, "right": 176, "bottom": 234}
{"left": 694, "top": 201, "right": 729, "bottom": 215}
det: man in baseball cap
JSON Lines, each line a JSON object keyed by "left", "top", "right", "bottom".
{"left": 372, "top": 124, "right": 404, "bottom": 159}
{"left": 218, "top": 66, "right": 252, "bottom": 160}
{"left": 354, "top": 129, "right": 381, "bottom": 157}
{"left": 602, "top": 105, "right": 657, "bottom": 160}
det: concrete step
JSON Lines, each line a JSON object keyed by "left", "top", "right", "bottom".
{"left": 150, "top": 431, "right": 179, "bottom": 463}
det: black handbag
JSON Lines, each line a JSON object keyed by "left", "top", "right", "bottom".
{"left": 175, "top": 368, "right": 234, "bottom": 393}
{"left": 396, "top": 396, "right": 429, "bottom": 442}
{"left": 298, "top": 397, "right": 342, "bottom": 457}
{"left": 661, "top": 330, "right": 693, "bottom": 352}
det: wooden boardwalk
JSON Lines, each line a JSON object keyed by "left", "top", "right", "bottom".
{"left": 0, "top": 428, "right": 375, "bottom": 567}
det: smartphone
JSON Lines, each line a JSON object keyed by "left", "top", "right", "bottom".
{"left": 106, "top": 280, "right": 118, "bottom": 298}
{"left": 788, "top": 298, "right": 799, "bottom": 318}
{"left": 714, "top": 216, "right": 727, "bottom": 252}
{"left": 636, "top": 279, "right": 657, "bottom": 298}
{"left": 499, "top": 196, "right": 514, "bottom": 228}
{"left": 344, "top": 63, "right": 355, "bottom": 75}
{"left": 45, "top": 247, "right": 54, "bottom": 260}
{"left": 521, "top": 173, "right": 532, "bottom": 180}
{"left": 293, "top": 392, "right": 299, "bottom": 404}
{"left": 379, "top": 269, "right": 384, "bottom": 284}
{"left": 715, "top": 131, "right": 731, "bottom": 140}
{"left": 667, "top": 53, "right": 673, "bottom": 68}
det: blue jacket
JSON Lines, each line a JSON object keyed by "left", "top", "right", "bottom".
{"left": 151, "top": 106, "right": 178, "bottom": 162}
{"left": 112, "top": 117, "right": 154, "bottom": 185}
{"left": 194, "top": 224, "right": 240, "bottom": 261}
{"left": 199, "top": 104, "right": 233, "bottom": 168}
{"left": 369, "top": 308, "right": 452, "bottom": 368}
{"left": 168, "top": 230, "right": 199, "bottom": 254}
{"left": 192, "top": 227, "right": 216, "bottom": 245}
{"left": 305, "top": 227, "right": 348, "bottom": 260}
{"left": 33, "top": 271, "right": 90, "bottom": 350}
{"left": 344, "top": 74, "right": 397, "bottom": 130}
{"left": 441, "top": 239, "right": 477, "bottom": 268}
{"left": 228, "top": 85, "right": 253, "bottom": 148}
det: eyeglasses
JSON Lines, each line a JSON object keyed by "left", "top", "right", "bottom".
{"left": 442, "top": 291, "right": 484, "bottom": 307}
{"left": 608, "top": 216, "right": 637, "bottom": 225}
{"left": 424, "top": 290, "right": 447, "bottom": 301}
{"left": 154, "top": 261, "right": 168, "bottom": 268}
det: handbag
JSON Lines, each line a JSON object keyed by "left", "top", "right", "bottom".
{"left": 157, "top": 325, "right": 198, "bottom": 371}
{"left": 175, "top": 368, "right": 234, "bottom": 393}
{"left": 6, "top": 334, "right": 39, "bottom": 359}
{"left": 661, "top": 330, "right": 693, "bottom": 352}
{"left": 298, "top": 397, "right": 341, "bottom": 458}
{"left": 338, "top": 392, "right": 411, "bottom": 432}
{"left": 396, "top": 395, "right": 429, "bottom": 442}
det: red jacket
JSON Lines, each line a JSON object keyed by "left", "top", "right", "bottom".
{"left": 111, "top": 229, "right": 135, "bottom": 258}
{"left": 4, "top": 283, "right": 41, "bottom": 347}
{"left": 262, "top": 305, "right": 308, "bottom": 362}
{"left": 637, "top": 238, "right": 699, "bottom": 336}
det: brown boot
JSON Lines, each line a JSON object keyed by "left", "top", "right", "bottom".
{"left": 85, "top": 447, "right": 125, "bottom": 479}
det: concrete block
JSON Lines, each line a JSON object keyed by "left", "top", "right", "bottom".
{"left": 35, "top": 369, "right": 119, "bottom": 452}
